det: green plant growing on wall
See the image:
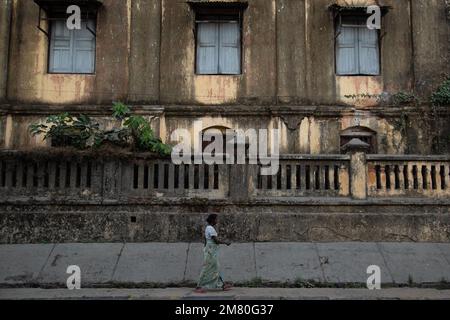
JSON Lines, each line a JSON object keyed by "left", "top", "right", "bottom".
{"left": 94, "top": 128, "right": 131, "bottom": 148}
{"left": 29, "top": 103, "right": 172, "bottom": 156}
{"left": 29, "top": 113, "right": 99, "bottom": 149}
{"left": 391, "top": 92, "right": 418, "bottom": 106}
{"left": 108, "top": 102, "right": 172, "bottom": 156}
{"left": 343, "top": 93, "right": 384, "bottom": 102}
{"left": 111, "top": 101, "right": 131, "bottom": 120}
{"left": 431, "top": 78, "right": 450, "bottom": 106}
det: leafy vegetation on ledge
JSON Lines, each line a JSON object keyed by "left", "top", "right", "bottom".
{"left": 29, "top": 102, "right": 172, "bottom": 156}
{"left": 431, "top": 78, "right": 450, "bottom": 106}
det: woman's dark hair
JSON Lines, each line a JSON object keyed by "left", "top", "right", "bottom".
{"left": 206, "top": 214, "right": 218, "bottom": 224}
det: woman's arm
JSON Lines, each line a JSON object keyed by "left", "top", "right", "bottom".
{"left": 212, "top": 236, "right": 231, "bottom": 246}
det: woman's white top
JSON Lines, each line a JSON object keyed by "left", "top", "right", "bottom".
{"left": 205, "top": 225, "right": 218, "bottom": 240}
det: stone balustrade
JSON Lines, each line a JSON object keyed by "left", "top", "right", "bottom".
{"left": 0, "top": 150, "right": 449, "bottom": 204}
{"left": 367, "top": 155, "right": 450, "bottom": 198}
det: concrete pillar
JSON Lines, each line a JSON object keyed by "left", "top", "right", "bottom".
{"left": 229, "top": 142, "right": 256, "bottom": 202}
{"left": 343, "top": 138, "right": 370, "bottom": 200}
{"left": 0, "top": 0, "right": 11, "bottom": 101}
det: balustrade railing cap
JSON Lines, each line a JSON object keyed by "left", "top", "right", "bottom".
{"left": 342, "top": 138, "right": 371, "bottom": 153}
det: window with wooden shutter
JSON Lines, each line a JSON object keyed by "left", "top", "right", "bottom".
{"left": 49, "top": 19, "right": 96, "bottom": 74}
{"left": 358, "top": 27, "right": 380, "bottom": 75}
{"left": 197, "top": 23, "right": 220, "bottom": 74}
{"left": 336, "top": 16, "right": 380, "bottom": 76}
{"left": 194, "top": 6, "right": 243, "bottom": 75}
{"left": 218, "top": 22, "right": 240, "bottom": 74}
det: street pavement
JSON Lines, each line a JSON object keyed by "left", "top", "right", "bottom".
{"left": 1, "top": 242, "right": 450, "bottom": 288}
{"left": 2, "top": 287, "right": 450, "bottom": 300}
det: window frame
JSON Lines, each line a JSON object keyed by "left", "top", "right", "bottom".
{"left": 194, "top": 8, "right": 244, "bottom": 76}
{"left": 47, "top": 18, "right": 97, "bottom": 75}
{"left": 334, "top": 13, "right": 382, "bottom": 76}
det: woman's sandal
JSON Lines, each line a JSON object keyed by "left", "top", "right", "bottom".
{"left": 223, "top": 283, "right": 233, "bottom": 291}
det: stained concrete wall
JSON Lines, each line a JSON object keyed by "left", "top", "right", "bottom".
{"left": 1, "top": 0, "right": 449, "bottom": 154}
{"left": 6, "top": 0, "right": 130, "bottom": 104}
{"left": 128, "top": 0, "right": 161, "bottom": 103}
{"left": 4, "top": 0, "right": 449, "bottom": 105}
{"left": 2, "top": 205, "right": 450, "bottom": 243}
{"left": 159, "top": 0, "right": 277, "bottom": 105}
{"left": 0, "top": 0, "right": 11, "bottom": 102}
{"left": 412, "top": 0, "right": 450, "bottom": 97}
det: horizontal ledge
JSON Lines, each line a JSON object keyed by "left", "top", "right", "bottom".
{"left": 367, "top": 155, "right": 450, "bottom": 162}
{"left": 2, "top": 104, "right": 450, "bottom": 117}
{"left": 261, "top": 154, "right": 350, "bottom": 161}
{"left": 1, "top": 197, "right": 450, "bottom": 207}
{"left": 1, "top": 149, "right": 448, "bottom": 162}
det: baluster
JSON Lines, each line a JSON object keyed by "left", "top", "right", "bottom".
{"left": 158, "top": 161, "right": 165, "bottom": 190}
{"left": 177, "top": 164, "right": 184, "bottom": 191}
{"left": 0, "top": 160, "right": 4, "bottom": 187}
{"left": 385, "top": 165, "right": 392, "bottom": 191}
{"left": 403, "top": 165, "right": 409, "bottom": 190}
{"left": 397, "top": 165, "right": 404, "bottom": 191}
{"left": 168, "top": 164, "right": 175, "bottom": 191}
{"left": 288, "top": 164, "right": 295, "bottom": 191}
{"left": 446, "top": 165, "right": 450, "bottom": 191}
{"left": 16, "top": 161, "right": 24, "bottom": 189}
{"left": 70, "top": 161, "right": 77, "bottom": 189}
{"left": 148, "top": 162, "right": 154, "bottom": 190}
{"left": 423, "top": 165, "right": 431, "bottom": 190}
{"left": 443, "top": 165, "right": 449, "bottom": 190}
{"left": 80, "top": 162, "right": 88, "bottom": 189}
{"left": 217, "top": 164, "right": 226, "bottom": 191}
{"left": 260, "top": 166, "right": 267, "bottom": 191}
{"left": 328, "top": 164, "right": 335, "bottom": 192}
{"left": 26, "top": 161, "right": 34, "bottom": 188}
{"left": 280, "top": 164, "right": 286, "bottom": 190}
{"left": 198, "top": 164, "right": 205, "bottom": 190}
{"left": 143, "top": 163, "right": 149, "bottom": 190}
{"left": 379, "top": 165, "right": 386, "bottom": 192}
{"left": 318, "top": 164, "right": 325, "bottom": 191}
{"left": 189, "top": 164, "right": 195, "bottom": 190}
{"left": 415, "top": 164, "right": 423, "bottom": 190}
{"left": 4, "top": 161, "right": 13, "bottom": 188}
{"left": 338, "top": 164, "right": 349, "bottom": 196}
{"left": 303, "top": 165, "right": 309, "bottom": 191}
{"left": 367, "top": 164, "right": 377, "bottom": 193}
{"left": 208, "top": 164, "right": 215, "bottom": 190}
{"left": 311, "top": 164, "right": 317, "bottom": 191}
{"left": 434, "top": 164, "right": 440, "bottom": 191}
{"left": 133, "top": 162, "right": 140, "bottom": 190}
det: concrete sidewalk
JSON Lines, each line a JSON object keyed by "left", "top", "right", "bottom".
{"left": 2, "top": 288, "right": 450, "bottom": 300}
{"left": 1, "top": 242, "right": 450, "bottom": 287}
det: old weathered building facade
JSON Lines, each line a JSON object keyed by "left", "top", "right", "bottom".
{"left": 0, "top": 0, "right": 449, "bottom": 244}
{"left": 0, "top": 0, "right": 449, "bottom": 153}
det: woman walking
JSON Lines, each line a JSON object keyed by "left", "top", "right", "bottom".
{"left": 195, "top": 214, "right": 232, "bottom": 293}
